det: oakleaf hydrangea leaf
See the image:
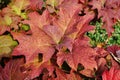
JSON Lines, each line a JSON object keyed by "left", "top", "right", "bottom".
{"left": 0, "top": 35, "right": 18, "bottom": 59}
{"left": 9, "top": 0, "right": 29, "bottom": 17}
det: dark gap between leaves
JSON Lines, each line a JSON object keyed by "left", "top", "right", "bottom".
{"left": 0, "top": 57, "right": 10, "bottom": 67}
{"left": 61, "top": 61, "right": 71, "bottom": 73}
{"left": 38, "top": 53, "right": 43, "bottom": 62}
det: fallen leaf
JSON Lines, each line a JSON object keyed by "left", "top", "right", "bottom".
{"left": 23, "top": 61, "right": 54, "bottom": 79}
{"left": 57, "top": 42, "right": 98, "bottom": 77}
{"left": 102, "top": 67, "right": 120, "bottom": 80}
{"left": 9, "top": 0, "right": 30, "bottom": 16}
{"left": 11, "top": 24, "right": 55, "bottom": 63}
{"left": 28, "top": 0, "right": 43, "bottom": 10}
{"left": 0, "top": 35, "right": 18, "bottom": 60}
{"left": 52, "top": 68, "right": 82, "bottom": 80}
{"left": 0, "top": 58, "right": 29, "bottom": 80}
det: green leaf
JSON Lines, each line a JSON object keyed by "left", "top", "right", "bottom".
{"left": 21, "top": 24, "right": 30, "bottom": 31}
{"left": 0, "top": 35, "right": 18, "bottom": 58}
{"left": 4, "top": 15, "right": 12, "bottom": 25}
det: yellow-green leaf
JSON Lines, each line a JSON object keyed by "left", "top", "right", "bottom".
{"left": 10, "top": 0, "right": 29, "bottom": 16}
{"left": 46, "top": 0, "right": 59, "bottom": 8}
{"left": 0, "top": 35, "right": 18, "bottom": 59}
{"left": 4, "top": 15, "right": 12, "bottom": 25}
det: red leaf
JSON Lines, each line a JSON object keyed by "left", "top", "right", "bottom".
{"left": 23, "top": 61, "right": 54, "bottom": 79}
{"left": 95, "top": 47, "right": 108, "bottom": 57}
{"left": 105, "top": 0, "right": 120, "bottom": 8}
{"left": 66, "top": 11, "right": 95, "bottom": 36}
{"left": 102, "top": 67, "right": 120, "bottom": 80}
{"left": 43, "top": 25, "right": 63, "bottom": 44}
{"left": 107, "top": 45, "right": 120, "bottom": 54}
{"left": 106, "top": 45, "right": 120, "bottom": 68}
{"left": 0, "top": 26, "right": 10, "bottom": 35}
{"left": 98, "top": 8, "right": 115, "bottom": 36}
{"left": 0, "top": 7, "right": 23, "bottom": 35}
{"left": 11, "top": 24, "right": 55, "bottom": 63}
{"left": 89, "top": 0, "right": 106, "bottom": 11}
{"left": 89, "top": 0, "right": 120, "bottom": 36}
{"left": 23, "top": 10, "right": 62, "bottom": 44}
{"left": 57, "top": 41, "right": 98, "bottom": 77}
{"left": 23, "top": 10, "right": 51, "bottom": 29}
{"left": 0, "top": 58, "right": 28, "bottom": 80}
{"left": 51, "top": 68, "right": 82, "bottom": 80}
{"left": 67, "top": 71, "right": 82, "bottom": 80}
{"left": 97, "top": 58, "right": 107, "bottom": 75}
{"left": 28, "top": 0, "right": 43, "bottom": 10}
{"left": 107, "top": 45, "right": 120, "bottom": 62}
{"left": 0, "top": 66, "right": 7, "bottom": 80}
{"left": 56, "top": 11, "right": 95, "bottom": 51}
{"left": 53, "top": 0, "right": 82, "bottom": 40}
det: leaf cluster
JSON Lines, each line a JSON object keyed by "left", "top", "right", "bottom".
{"left": 0, "top": 0, "right": 120, "bottom": 80}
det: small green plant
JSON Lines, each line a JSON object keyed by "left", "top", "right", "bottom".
{"left": 107, "top": 21, "right": 120, "bottom": 45}
{"left": 87, "top": 20, "right": 108, "bottom": 47}
{"left": 87, "top": 20, "right": 120, "bottom": 47}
